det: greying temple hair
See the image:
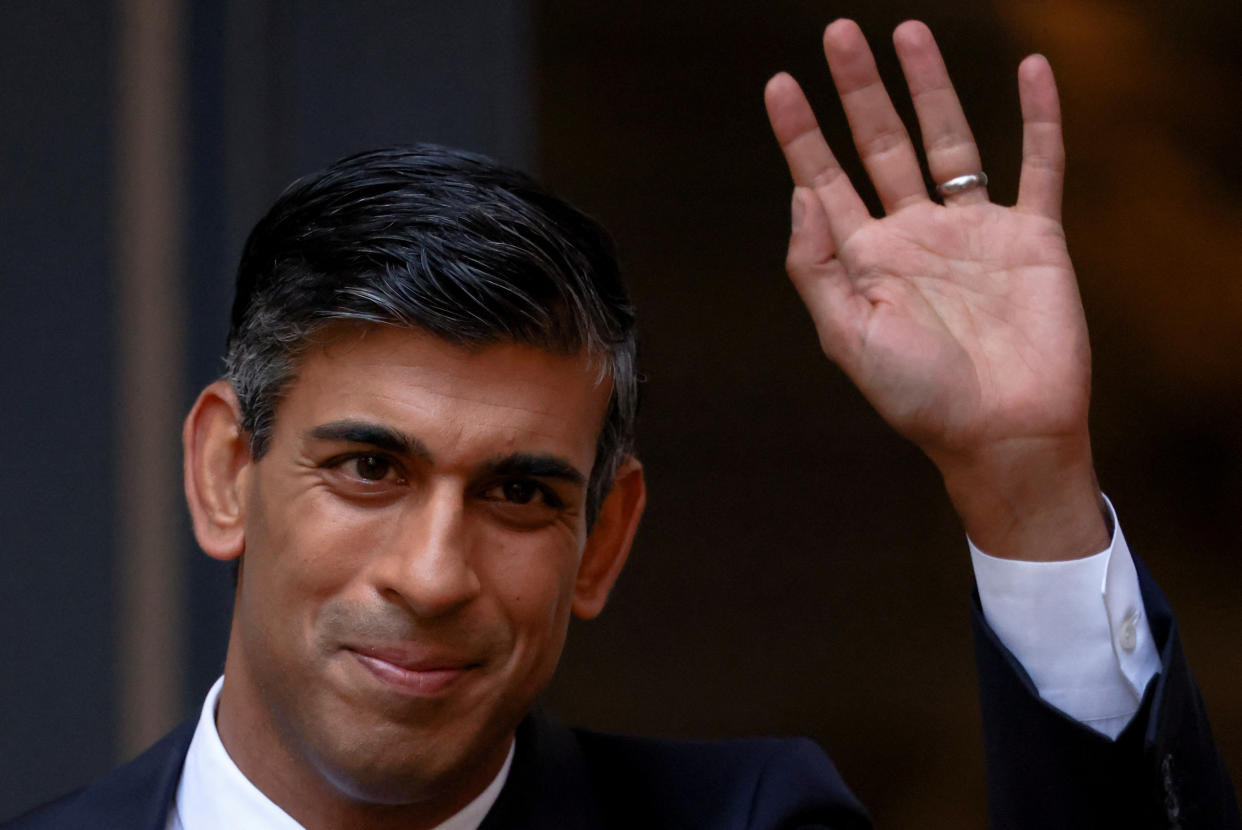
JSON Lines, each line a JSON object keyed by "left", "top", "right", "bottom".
{"left": 225, "top": 144, "right": 638, "bottom": 522}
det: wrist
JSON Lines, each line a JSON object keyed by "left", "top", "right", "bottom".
{"left": 935, "top": 435, "right": 1110, "bottom": 562}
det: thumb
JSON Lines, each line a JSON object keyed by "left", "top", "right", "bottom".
{"left": 786, "top": 187, "right": 835, "bottom": 272}
{"left": 784, "top": 188, "right": 865, "bottom": 369}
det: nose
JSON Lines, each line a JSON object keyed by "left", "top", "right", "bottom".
{"left": 371, "top": 484, "right": 481, "bottom": 618}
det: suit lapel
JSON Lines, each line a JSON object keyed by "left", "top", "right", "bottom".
{"left": 48, "top": 718, "right": 194, "bottom": 830}
{"left": 479, "top": 710, "right": 604, "bottom": 829}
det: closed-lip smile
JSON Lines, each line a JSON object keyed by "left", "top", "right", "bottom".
{"left": 346, "top": 644, "right": 479, "bottom": 696}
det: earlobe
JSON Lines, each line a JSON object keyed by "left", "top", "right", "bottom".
{"left": 183, "top": 380, "right": 251, "bottom": 561}
{"left": 572, "top": 457, "right": 646, "bottom": 619}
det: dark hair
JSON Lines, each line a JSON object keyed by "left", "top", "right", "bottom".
{"left": 226, "top": 144, "right": 638, "bottom": 522}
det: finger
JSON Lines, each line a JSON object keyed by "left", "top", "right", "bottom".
{"left": 1015, "top": 54, "right": 1064, "bottom": 221}
{"left": 786, "top": 188, "right": 867, "bottom": 368}
{"left": 765, "top": 72, "right": 870, "bottom": 242}
{"left": 892, "top": 20, "right": 988, "bottom": 206}
{"left": 822, "top": 19, "right": 928, "bottom": 213}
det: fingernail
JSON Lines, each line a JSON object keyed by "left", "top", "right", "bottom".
{"left": 791, "top": 189, "right": 805, "bottom": 230}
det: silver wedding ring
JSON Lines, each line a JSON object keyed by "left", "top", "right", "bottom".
{"left": 935, "top": 172, "right": 988, "bottom": 197}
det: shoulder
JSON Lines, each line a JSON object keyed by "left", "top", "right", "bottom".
{"left": 491, "top": 713, "right": 870, "bottom": 829}
{"left": 2, "top": 721, "right": 194, "bottom": 830}
{"left": 571, "top": 727, "right": 870, "bottom": 829}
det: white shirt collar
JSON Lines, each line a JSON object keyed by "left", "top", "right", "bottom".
{"left": 170, "top": 676, "right": 514, "bottom": 830}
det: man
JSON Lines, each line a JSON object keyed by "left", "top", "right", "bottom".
{"left": 6, "top": 19, "right": 1238, "bottom": 830}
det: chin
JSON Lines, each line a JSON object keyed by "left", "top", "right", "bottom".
{"left": 303, "top": 711, "right": 510, "bottom": 807}
{"left": 308, "top": 740, "right": 455, "bottom": 804}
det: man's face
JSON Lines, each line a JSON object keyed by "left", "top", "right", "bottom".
{"left": 216, "top": 325, "right": 621, "bottom": 810}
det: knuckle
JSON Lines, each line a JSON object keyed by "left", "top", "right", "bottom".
{"left": 810, "top": 166, "right": 845, "bottom": 191}
{"left": 1023, "top": 152, "right": 1065, "bottom": 174}
{"left": 861, "top": 124, "right": 911, "bottom": 158}
{"left": 926, "top": 133, "right": 975, "bottom": 156}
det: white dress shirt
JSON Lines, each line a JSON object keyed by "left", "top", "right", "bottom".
{"left": 167, "top": 497, "right": 1159, "bottom": 827}
{"left": 166, "top": 677, "right": 514, "bottom": 830}
{"left": 971, "top": 496, "right": 1161, "bottom": 738}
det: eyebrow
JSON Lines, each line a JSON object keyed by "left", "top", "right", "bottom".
{"left": 305, "top": 420, "right": 587, "bottom": 487}
{"left": 306, "top": 420, "right": 433, "bottom": 461}
{"left": 488, "top": 453, "right": 587, "bottom": 488}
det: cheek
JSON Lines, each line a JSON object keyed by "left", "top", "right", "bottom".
{"left": 483, "top": 533, "right": 581, "bottom": 672}
{"left": 241, "top": 488, "right": 382, "bottom": 643}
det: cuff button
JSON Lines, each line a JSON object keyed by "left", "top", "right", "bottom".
{"left": 1118, "top": 609, "right": 1140, "bottom": 653}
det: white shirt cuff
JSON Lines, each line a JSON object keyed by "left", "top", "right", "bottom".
{"left": 970, "top": 496, "right": 1162, "bottom": 740}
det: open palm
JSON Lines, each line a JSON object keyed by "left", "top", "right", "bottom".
{"left": 767, "top": 20, "right": 1108, "bottom": 560}
{"left": 766, "top": 20, "right": 1089, "bottom": 468}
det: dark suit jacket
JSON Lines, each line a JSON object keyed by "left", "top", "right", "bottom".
{"left": 973, "top": 557, "right": 1240, "bottom": 829}
{"left": 6, "top": 562, "right": 1239, "bottom": 829}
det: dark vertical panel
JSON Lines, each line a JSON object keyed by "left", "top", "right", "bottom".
{"left": 182, "top": 0, "right": 237, "bottom": 708}
{"left": 0, "top": 1, "right": 116, "bottom": 819}
{"left": 282, "top": 0, "right": 535, "bottom": 177}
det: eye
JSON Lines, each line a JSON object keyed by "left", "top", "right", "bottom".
{"left": 481, "top": 479, "right": 566, "bottom": 511}
{"left": 352, "top": 455, "right": 395, "bottom": 482}
{"left": 480, "top": 478, "right": 566, "bottom": 524}
{"left": 320, "top": 453, "right": 408, "bottom": 491}
{"left": 501, "top": 479, "right": 539, "bottom": 505}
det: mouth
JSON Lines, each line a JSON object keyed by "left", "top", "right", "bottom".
{"left": 345, "top": 645, "right": 480, "bottom": 697}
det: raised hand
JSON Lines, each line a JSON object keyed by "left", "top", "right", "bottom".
{"left": 766, "top": 20, "right": 1109, "bottom": 561}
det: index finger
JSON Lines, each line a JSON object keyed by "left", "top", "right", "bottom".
{"left": 764, "top": 72, "right": 870, "bottom": 242}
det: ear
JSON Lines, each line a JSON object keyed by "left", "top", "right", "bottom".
{"left": 572, "top": 456, "right": 646, "bottom": 619}
{"left": 183, "top": 380, "right": 252, "bottom": 561}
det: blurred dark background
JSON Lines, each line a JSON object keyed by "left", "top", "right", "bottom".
{"left": 2, "top": 1, "right": 1239, "bottom": 825}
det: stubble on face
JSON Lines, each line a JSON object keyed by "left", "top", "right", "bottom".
{"left": 212, "top": 326, "right": 609, "bottom": 829}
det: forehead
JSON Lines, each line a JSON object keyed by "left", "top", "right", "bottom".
{"left": 274, "top": 325, "right": 611, "bottom": 462}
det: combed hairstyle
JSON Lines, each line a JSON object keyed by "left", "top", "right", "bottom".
{"left": 225, "top": 144, "right": 638, "bottom": 523}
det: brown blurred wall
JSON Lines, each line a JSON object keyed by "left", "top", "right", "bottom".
{"left": 534, "top": 1, "right": 1242, "bottom": 826}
